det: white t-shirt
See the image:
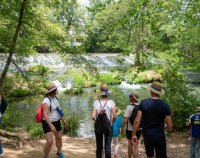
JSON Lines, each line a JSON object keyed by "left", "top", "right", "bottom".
{"left": 43, "top": 96, "right": 60, "bottom": 122}
{"left": 124, "top": 103, "right": 139, "bottom": 131}
{"left": 93, "top": 99, "right": 115, "bottom": 123}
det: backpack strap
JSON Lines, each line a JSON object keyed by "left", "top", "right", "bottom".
{"left": 127, "top": 103, "right": 136, "bottom": 130}
{"left": 46, "top": 96, "right": 52, "bottom": 113}
{"left": 98, "top": 99, "right": 109, "bottom": 110}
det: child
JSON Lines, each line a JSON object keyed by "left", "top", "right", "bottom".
{"left": 112, "top": 107, "right": 122, "bottom": 158}
{"left": 188, "top": 106, "right": 200, "bottom": 158}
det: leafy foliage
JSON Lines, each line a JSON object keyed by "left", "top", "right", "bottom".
{"left": 26, "top": 124, "right": 44, "bottom": 139}
{"left": 0, "top": 105, "right": 21, "bottom": 131}
{"left": 162, "top": 52, "right": 197, "bottom": 130}
{"left": 64, "top": 115, "right": 80, "bottom": 136}
{"left": 28, "top": 65, "right": 49, "bottom": 75}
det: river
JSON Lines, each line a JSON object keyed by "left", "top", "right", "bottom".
{"left": 9, "top": 83, "right": 150, "bottom": 138}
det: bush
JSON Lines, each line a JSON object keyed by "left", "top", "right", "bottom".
{"left": 26, "top": 124, "right": 44, "bottom": 139}
{"left": 162, "top": 57, "right": 197, "bottom": 130}
{"left": 64, "top": 115, "right": 80, "bottom": 136}
{"left": 4, "top": 75, "right": 14, "bottom": 90}
{"left": 125, "top": 68, "right": 162, "bottom": 84}
{"left": 98, "top": 73, "right": 114, "bottom": 84}
{"left": 28, "top": 65, "right": 49, "bottom": 75}
{"left": 0, "top": 105, "right": 21, "bottom": 131}
{"left": 72, "top": 74, "right": 86, "bottom": 88}
{"left": 135, "top": 70, "right": 162, "bottom": 83}
{"left": 10, "top": 87, "right": 30, "bottom": 97}
{"left": 64, "top": 88, "right": 83, "bottom": 94}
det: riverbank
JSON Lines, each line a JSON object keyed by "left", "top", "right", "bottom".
{"left": 1, "top": 132, "right": 189, "bottom": 158}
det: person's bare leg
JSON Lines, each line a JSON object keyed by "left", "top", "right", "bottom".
{"left": 113, "top": 137, "right": 118, "bottom": 158}
{"left": 132, "top": 141, "right": 139, "bottom": 158}
{"left": 54, "top": 130, "right": 62, "bottom": 154}
{"left": 44, "top": 132, "right": 53, "bottom": 158}
{"left": 128, "top": 139, "right": 133, "bottom": 158}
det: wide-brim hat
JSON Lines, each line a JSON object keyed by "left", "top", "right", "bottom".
{"left": 147, "top": 81, "right": 165, "bottom": 96}
{"left": 130, "top": 91, "right": 140, "bottom": 102}
{"left": 46, "top": 84, "right": 58, "bottom": 94}
{"left": 96, "top": 84, "right": 112, "bottom": 96}
{"left": 195, "top": 107, "right": 200, "bottom": 112}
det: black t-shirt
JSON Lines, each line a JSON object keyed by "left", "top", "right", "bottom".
{"left": 139, "top": 98, "right": 171, "bottom": 136}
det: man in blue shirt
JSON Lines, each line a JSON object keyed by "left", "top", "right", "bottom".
{"left": 132, "top": 81, "right": 173, "bottom": 158}
{"left": 188, "top": 107, "right": 200, "bottom": 158}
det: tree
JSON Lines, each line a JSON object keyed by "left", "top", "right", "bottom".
{"left": 0, "top": 0, "right": 69, "bottom": 93}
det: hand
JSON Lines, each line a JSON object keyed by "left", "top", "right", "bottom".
{"left": 121, "top": 128, "right": 124, "bottom": 134}
{"left": 50, "top": 125, "right": 57, "bottom": 134}
{"left": 63, "top": 120, "right": 68, "bottom": 129}
{"left": 132, "top": 135, "right": 137, "bottom": 145}
{"left": 92, "top": 116, "right": 96, "bottom": 121}
{"left": 186, "top": 122, "right": 190, "bottom": 126}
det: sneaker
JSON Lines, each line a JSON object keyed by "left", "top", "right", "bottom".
{"left": 57, "top": 152, "right": 65, "bottom": 158}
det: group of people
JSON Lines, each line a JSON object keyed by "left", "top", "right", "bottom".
{"left": 92, "top": 82, "right": 173, "bottom": 158}
{"left": 39, "top": 81, "right": 199, "bottom": 158}
{"left": 0, "top": 81, "right": 198, "bottom": 158}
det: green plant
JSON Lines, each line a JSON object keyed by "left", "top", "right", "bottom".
{"left": 0, "top": 105, "right": 21, "bottom": 131}
{"left": 28, "top": 65, "right": 49, "bottom": 75}
{"left": 72, "top": 74, "right": 86, "bottom": 88}
{"left": 26, "top": 124, "right": 44, "bottom": 139}
{"left": 64, "top": 115, "right": 80, "bottom": 136}
{"left": 162, "top": 54, "right": 197, "bottom": 130}
{"left": 10, "top": 87, "right": 30, "bottom": 97}
{"left": 98, "top": 73, "right": 114, "bottom": 84}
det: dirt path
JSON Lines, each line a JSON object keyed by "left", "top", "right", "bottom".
{"left": 1, "top": 132, "right": 189, "bottom": 158}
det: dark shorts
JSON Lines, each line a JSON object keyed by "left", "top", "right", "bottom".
{"left": 42, "top": 119, "right": 62, "bottom": 134}
{"left": 143, "top": 135, "right": 167, "bottom": 158}
{"left": 126, "top": 129, "right": 141, "bottom": 140}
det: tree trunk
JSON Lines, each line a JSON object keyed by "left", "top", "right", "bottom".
{"left": 0, "top": 0, "right": 28, "bottom": 93}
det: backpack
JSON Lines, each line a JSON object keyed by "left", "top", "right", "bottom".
{"left": 129, "top": 104, "right": 139, "bottom": 125}
{"left": 35, "top": 96, "right": 52, "bottom": 123}
{"left": 0, "top": 96, "right": 8, "bottom": 115}
{"left": 94, "top": 100, "right": 111, "bottom": 134}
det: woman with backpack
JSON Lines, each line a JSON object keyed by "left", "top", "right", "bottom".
{"left": 121, "top": 91, "right": 141, "bottom": 158}
{"left": 92, "top": 84, "right": 116, "bottom": 158}
{"left": 42, "top": 83, "right": 68, "bottom": 158}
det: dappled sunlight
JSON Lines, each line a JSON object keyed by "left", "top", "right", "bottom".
{"left": 1, "top": 133, "right": 190, "bottom": 158}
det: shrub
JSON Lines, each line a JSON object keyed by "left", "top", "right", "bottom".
{"left": 64, "top": 115, "right": 80, "bottom": 136}
{"left": 98, "top": 73, "right": 114, "bottom": 84}
{"left": 10, "top": 87, "right": 30, "bottom": 97}
{"left": 72, "top": 74, "right": 86, "bottom": 88}
{"left": 26, "top": 124, "right": 44, "bottom": 139}
{"left": 28, "top": 65, "right": 49, "bottom": 75}
{"left": 162, "top": 55, "right": 197, "bottom": 130}
{"left": 64, "top": 88, "right": 83, "bottom": 94}
{"left": 0, "top": 105, "right": 20, "bottom": 131}
{"left": 135, "top": 70, "right": 162, "bottom": 83}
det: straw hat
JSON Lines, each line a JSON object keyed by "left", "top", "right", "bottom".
{"left": 130, "top": 91, "right": 140, "bottom": 102}
{"left": 195, "top": 107, "right": 200, "bottom": 112}
{"left": 46, "top": 83, "right": 58, "bottom": 94}
{"left": 147, "top": 81, "right": 165, "bottom": 96}
{"left": 97, "top": 84, "right": 112, "bottom": 96}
